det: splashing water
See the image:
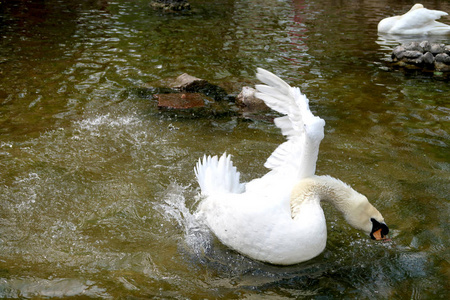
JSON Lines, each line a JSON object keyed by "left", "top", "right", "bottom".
{"left": 156, "top": 182, "right": 214, "bottom": 264}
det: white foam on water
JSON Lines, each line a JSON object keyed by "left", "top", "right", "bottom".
{"left": 156, "top": 182, "right": 213, "bottom": 263}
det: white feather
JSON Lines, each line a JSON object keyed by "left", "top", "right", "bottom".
{"left": 195, "top": 153, "right": 244, "bottom": 196}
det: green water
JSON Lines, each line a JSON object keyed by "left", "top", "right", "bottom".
{"left": 0, "top": 0, "right": 449, "bottom": 298}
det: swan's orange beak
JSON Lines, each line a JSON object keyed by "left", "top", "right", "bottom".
{"left": 370, "top": 218, "right": 389, "bottom": 241}
{"left": 372, "top": 228, "right": 384, "bottom": 240}
{"left": 372, "top": 228, "right": 391, "bottom": 241}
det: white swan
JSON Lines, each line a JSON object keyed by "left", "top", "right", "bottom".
{"left": 194, "top": 68, "right": 389, "bottom": 265}
{"left": 378, "top": 3, "right": 450, "bottom": 35}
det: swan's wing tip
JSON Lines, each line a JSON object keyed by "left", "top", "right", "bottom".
{"left": 254, "top": 67, "right": 325, "bottom": 177}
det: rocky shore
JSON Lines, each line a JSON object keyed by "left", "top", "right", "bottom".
{"left": 391, "top": 41, "right": 450, "bottom": 72}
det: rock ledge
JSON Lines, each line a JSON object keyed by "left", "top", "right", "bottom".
{"left": 391, "top": 41, "right": 450, "bottom": 72}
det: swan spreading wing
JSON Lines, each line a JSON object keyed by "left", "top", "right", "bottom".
{"left": 193, "top": 68, "right": 389, "bottom": 265}
{"left": 254, "top": 68, "right": 325, "bottom": 180}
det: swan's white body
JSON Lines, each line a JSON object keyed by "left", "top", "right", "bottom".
{"left": 378, "top": 4, "right": 450, "bottom": 35}
{"left": 195, "top": 68, "right": 387, "bottom": 265}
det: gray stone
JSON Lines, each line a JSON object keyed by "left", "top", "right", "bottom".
{"left": 444, "top": 45, "right": 450, "bottom": 55}
{"left": 392, "top": 46, "right": 406, "bottom": 59}
{"left": 404, "top": 42, "right": 422, "bottom": 52}
{"left": 236, "top": 87, "right": 269, "bottom": 111}
{"left": 435, "top": 53, "right": 450, "bottom": 63}
{"left": 419, "top": 41, "right": 431, "bottom": 52}
{"left": 402, "top": 50, "right": 423, "bottom": 59}
{"left": 422, "top": 52, "right": 435, "bottom": 65}
{"left": 430, "top": 44, "right": 445, "bottom": 55}
{"left": 403, "top": 55, "right": 423, "bottom": 65}
{"left": 169, "top": 73, "right": 207, "bottom": 90}
{"left": 168, "top": 73, "right": 229, "bottom": 101}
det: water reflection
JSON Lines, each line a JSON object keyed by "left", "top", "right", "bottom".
{"left": 0, "top": 0, "right": 449, "bottom": 298}
{"left": 377, "top": 32, "right": 450, "bottom": 46}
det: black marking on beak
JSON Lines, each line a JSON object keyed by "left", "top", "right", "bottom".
{"left": 370, "top": 218, "right": 389, "bottom": 240}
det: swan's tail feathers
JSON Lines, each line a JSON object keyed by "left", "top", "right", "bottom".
{"left": 194, "top": 153, "right": 245, "bottom": 196}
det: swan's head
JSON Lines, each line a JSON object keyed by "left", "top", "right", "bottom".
{"left": 344, "top": 195, "right": 389, "bottom": 241}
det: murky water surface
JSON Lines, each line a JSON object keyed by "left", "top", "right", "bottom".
{"left": 1, "top": 0, "right": 449, "bottom": 298}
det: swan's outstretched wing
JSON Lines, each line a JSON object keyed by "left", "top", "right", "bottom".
{"left": 254, "top": 68, "right": 325, "bottom": 179}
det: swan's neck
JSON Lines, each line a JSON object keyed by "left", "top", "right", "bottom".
{"left": 290, "top": 175, "right": 369, "bottom": 226}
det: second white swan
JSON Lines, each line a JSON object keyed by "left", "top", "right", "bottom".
{"left": 378, "top": 3, "right": 450, "bottom": 35}
{"left": 195, "top": 68, "right": 389, "bottom": 265}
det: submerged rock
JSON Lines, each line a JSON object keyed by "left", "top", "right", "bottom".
{"left": 236, "top": 87, "right": 269, "bottom": 111}
{"left": 390, "top": 41, "right": 450, "bottom": 73}
{"left": 136, "top": 73, "right": 236, "bottom": 117}
{"left": 152, "top": 91, "right": 234, "bottom": 118}
{"left": 156, "top": 93, "right": 205, "bottom": 109}
{"left": 170, "top": 73, "right": 206, "bottom": 90}
{"left": 150, "top": 0, "right": 190, "bottom": 11}
{"left": 168, "top": 73, "right": 230, "bottom": 102}
{"left": 138, "top": 74, "right": 273, "bottom": 119}
{"left": 235, "top": 86, "right": 271, "bottom": 120}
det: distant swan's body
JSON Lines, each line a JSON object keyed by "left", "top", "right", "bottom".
{"left": 194, "top": 68, "right": 388, "bottom": 265}
{"left": 378, "top": 4, "right": 450, "bottom": 35}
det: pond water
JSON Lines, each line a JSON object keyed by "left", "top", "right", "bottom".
{"left": 1, "top": 0, "right": 449, "bottom": 298}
